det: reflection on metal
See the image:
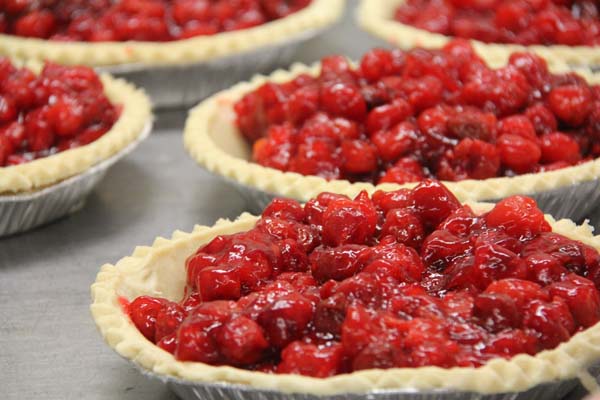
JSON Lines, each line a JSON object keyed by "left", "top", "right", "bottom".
{"left": 0, "top": 122, "right": 152, "bottom": 237}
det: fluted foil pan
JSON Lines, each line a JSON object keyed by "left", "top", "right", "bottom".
{"left": 130, "top": 364, "right": 590, "bottom": 400}
{"left": 0, "top": 121, "right": 152, "bottom": 237}
{"left": 99, "top": 30, "right": 322, "bottom": 109}
{"left": 227, "top": 178, "right": 600, "bottom": 222}
{"left": 510, "top": 179, "right": 600, "bottom": 222}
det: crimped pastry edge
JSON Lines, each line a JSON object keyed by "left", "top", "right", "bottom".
{"left": 0, "top": 0, "right": 344, "bottom": 67}
{"left": 183, "top": 60, "right": 600, "bottom": 205}
{"left": 90, "top": 203, "right": 600, "bottom": 395}
{"left": 356, "top": 0, "right": 600, "bottom": 67}
{"left": 0, "top": 62, "right": 152, "bottom": 195}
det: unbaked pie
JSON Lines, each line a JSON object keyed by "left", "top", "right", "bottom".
{"left": 2, "top": 0, "right": 312, "bottom": 41}
{"left": 0, "top": 58, "right": 150, "bottom": 195}
{"left": 91, "top": 181, "right": 600, "bottom": 394}
{"left": 234, "top": 41, "right": 599, "bottom": 184}
{"left": 184, "top": 41, "right": 600, "bottom": 207}
{"left": 357, "top": 0, "right": 600, "bottom": 67}
{"left": 0, "top": 0, "right": 344, "bottom": 67}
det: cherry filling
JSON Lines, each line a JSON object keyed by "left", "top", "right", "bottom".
{"left": 234, "top": 40, "right": 600, "bottom": 185}
{"left": 0, "top": 59, "right": 119, "bottom": 167}
{"left": 127, "top": 180, "right": 600, "bottom": 377}
{"left": 0, "top": 0, "right": 312, "bottom": 42}
{"left": 394, "top": 0, "right": 600, "bottom": 46}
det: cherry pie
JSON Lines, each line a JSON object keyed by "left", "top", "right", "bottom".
{"left": 0, "top": 59, "right": 150, "bottom": 194}
{"left": 184, "top": 41, "right": 600, "bottom": 206}
{"left": 358, "top": 0, "right": 600, "bottom": 68}
{"left": 233, "top": 41, "right": 599, "bottom": 184}
{"left": 1, "top": 0, "right": 312, "bottom": 42}
{"left": 92, "top": 181, "right": 600, "bottom": 394}
{"left": 0, "top": 59, "right": 119, "bottom": 168}
{"left": 0, "top": 0, "right": 343, "bottom": 66}
{"left": 394, "top": 0, "right": 600, "bottom": 47}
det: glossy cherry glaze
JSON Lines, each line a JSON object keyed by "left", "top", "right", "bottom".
{"left": 127, "top": 181, "right": 600, "bottom": 377}
{"left": 234, "top": 41, "right": 600, "bottom": 185}
{"left": 0, "top": 58, "right": 118, "bottom": 167}
{"left": 0, "top": 0, "right": 312, "bottom": 41}
{"left": 395, "top": 0, "right": 600, "bottom": 46}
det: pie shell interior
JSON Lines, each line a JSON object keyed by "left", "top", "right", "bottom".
{"left": 183, "top": 60, "right": 600, "bottom": 204}
{"left": 0, "top": 0, "right": 344, "bottom": 67}
{"left": 0, "top": 61, "right": 152, "bottom": 195}
{"left": 91, "top": 204, "right": 600, "bottom": 395}
{"left": 356, "top": 0, "right": 600, "bottom": 67}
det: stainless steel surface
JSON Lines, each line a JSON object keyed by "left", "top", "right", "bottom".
{"left": 0, "top": 122, "right": 152, "bottom": 237}
{"left": 0, "top": 111, "right": 247, "bottom": 400}
{"left": 0, "top": 2, "right": 597, "bottom": 400}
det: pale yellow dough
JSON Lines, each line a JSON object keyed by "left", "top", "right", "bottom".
{"left": 357, "top": 0, "right": 600, "bottom": 67}
{"left": 0, "top": 0, "right": 344, "bottom": 67}
{"left": 183, "top": 60, "right": 600, "bottom": 204}
{"left": 0, "top": 63, "right": 151, "bottom": 195}
{"left": 91, "top": 204, "right": 600, "bottom": 395}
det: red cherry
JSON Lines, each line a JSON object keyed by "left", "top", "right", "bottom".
{"left": 548, "top": 274, "right": 600, "bottom": 328}
{"left": 257, "top": 292, "right": 314, "bottom": 348}
{"left": 379, "top": 157, "right": 425, "bottom": 185}
{"left": 421, "top": 230, "right": 472, "bottom": 270}
{"left": 486, "top": 196, "right": 550, "bottom": 239}
{"left": 0, "top": 135, "right": 15, "bottom": 166}
{"left": 473, "top": 293, "right": 521, "bottom": 332}
{"left": 497, "top": 115, "right": 537, "bottom": 141}
{"left": 25, "top": 107, "right": 55, "bottom": 153}
{"left": 366, "top": 98, "right": 413, "bottom": 136}
{"left": 215, "top": 316, "right": 269, "bottom": 365}
{"left": 484, "top": 279, "right": 548, "bottom": 308}
{"left": 47, "top": 96, "right": 86, "bottom": 137}
{"left": 321, "top": 192, "right": 378, "bottom": 246}
{"left": 0, "top": 95, "right": 17, "bottom": 123}
{"left": 277, "top": 342, "right": 343, "bottom": 377}
{"left": 371, "top": 188, "right": 413, "bottom": 214}
{"left": 497, "top": 134, "right": 541, "bottom": 173}
{"left": 525, "top": 104, "right": 558, "bottom": 135}
{"left": 320, "top": 82, "right": 367, "bottom": 121}
{"left": 372, "top": 121, "right": 419, "bottom": 163}
{"left": 540, "top": 132, "right": 581, "bottom": 164}
{"left": 341, "top": 139, "right": 378, "bottom": 174}
{"left": 548, "top": 85, "right": 593, "bottom": 126}
{"left": 411, "top": 180, "right": 461, "bottom": 229}
{"left": 175, "top": 320, "right": 221, "bottom": 363}
{"left": 380, "top": 208, "right": 425, "bottom": 249}
{"left": 196, "top": 265, "right": 242, "bottom": 301}
{"left": 310, "top": 244, "right": 370, "bottom": 282}
{"left": 523, "top": 298, "right": 575, "bottom": 350}
{"left": 262, "top": 198, "right": 305, "bottom": 222}
{"left": 15, "top": 11, "right": 57, "bottom": 38}
{"left": 155, "top": 302, "right": 185, "bottom": 342}
{"left": 129, "top": 296, "right": 168, "bottom": 342}
{"left": 360, "top": 48, "right": 396, "bottom": 83}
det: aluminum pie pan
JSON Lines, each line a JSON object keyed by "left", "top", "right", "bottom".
{"left": 98, "top": 29, "right": 324, "bottom": 110}
{"left": 127, "top": 360, "right": 595, "bottom": 400}
{"left": 223, "top": 173, "right": 600, "bottom": 222}
{"left": 0, "top": 120, "right": 152, "bottom": 237}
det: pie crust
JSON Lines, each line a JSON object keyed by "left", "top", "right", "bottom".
{"left": 90, "top": 203, "right": 600, "bottom": 395}
{"left": 0, "top": 0, "right": 344, "bottom": 67}
{"left": 183, "top": 60, "right": 600, "bottom": 205}
{"left": 356, "top": 0, "right": 600, "bottom": 67}
{"left": 0, "top": 62, "right": 152, "bottom": 195}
